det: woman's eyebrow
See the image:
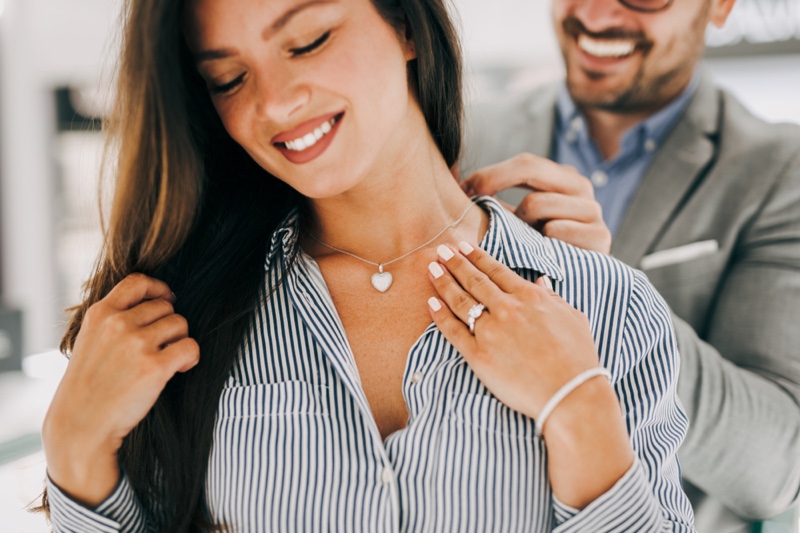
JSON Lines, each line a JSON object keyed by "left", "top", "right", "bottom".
{"left": 265, "top": 0, "right": 334, "bottom": 38}
{"left": 195, "top": 0, "right": 333, "bottom": 63}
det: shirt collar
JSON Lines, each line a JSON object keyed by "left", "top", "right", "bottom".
{"left": 265, "top": 196, "right": 563, "bottom": 282}
{"left": 556, "top": 71, "right": 700, "bottom": 155}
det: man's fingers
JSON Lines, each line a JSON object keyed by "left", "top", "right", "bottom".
{"left": 542, "top": 219, "right": 612, "bottom": 255}
{"left": 516, "top": 192, "right": 603, "bottom": 225}
{"left": 462, "top": 153, "right": 592, "bottom": 198}
{"left": 106, "top": 273, "right": 175, "bottom": 311}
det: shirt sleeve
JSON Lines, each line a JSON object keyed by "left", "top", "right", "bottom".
{"left": 552, "top": 269, "right": 696, "bottom": 532}
{"left": 47, "top": 471, "right": 150, "bottom": 533}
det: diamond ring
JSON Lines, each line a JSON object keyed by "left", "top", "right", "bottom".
{"left": 467, "top": 304, "right": 486, "bottom": 335}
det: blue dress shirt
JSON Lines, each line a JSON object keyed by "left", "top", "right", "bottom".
{"left": 553, "top": 78, "right": 698, "bottom": 236}
{"left": 46, "top": 196, "right": 695, "bottom": 532}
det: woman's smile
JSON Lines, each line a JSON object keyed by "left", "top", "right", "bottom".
{"left": 271, "top": 111, "right": 344, "bottom": 164}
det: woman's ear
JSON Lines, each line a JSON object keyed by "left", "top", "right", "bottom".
{"left": 402, "top": 27, "right": 416, "bottom": 61}
{"left": 710, "top": 0, "right": 736, "bottom": 28}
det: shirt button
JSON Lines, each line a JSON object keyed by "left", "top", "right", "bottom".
{"left": 570, "top": 116, "right": 584, "bottom": 132}
{"left": 410, "top": 371, "right": 424, "bottom": 384}
{"left": 590, "top": 170, "right": 609, "bottom": 188}
{"left": 381, "top": 467, "right": 394, "bottom": 485}
{"left": 645, "top": 138, "right": 657, "bottom": 152}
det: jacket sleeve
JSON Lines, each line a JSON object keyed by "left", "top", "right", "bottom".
{"left": 675, "top": 149, "right": 800, "bottom": 519}
{"left": 552, "top": 270, "right": 695, "bottom": 532}
{"left": 47, "top": 472, "right": 151, "bottom": 533}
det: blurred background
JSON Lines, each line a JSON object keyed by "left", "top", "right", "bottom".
{"left": 0, "top": 0, "right": 798, "bottom": 530}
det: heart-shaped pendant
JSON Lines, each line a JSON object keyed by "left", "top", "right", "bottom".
{"left": 371, "top": 271, "right": 393, "bottom": 293}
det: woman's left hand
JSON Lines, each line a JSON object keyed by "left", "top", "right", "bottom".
{"left": 427, "top": 241, "right": 604, "bottom": 421}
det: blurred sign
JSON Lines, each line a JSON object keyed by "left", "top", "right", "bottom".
{"left": 707, "top": 0, "right": 800, "bottom": 55}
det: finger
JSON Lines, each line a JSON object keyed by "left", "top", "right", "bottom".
{"left": 515, "top": 192, "right": 603, "bottom": 225}
{"left": 434, "top": 244, "right": 509, "bottom": 308}
{"left": 428, "top": 258, "right": 483, "bottom": 324}
{"left": 443, "top": 242, "right": 523, "bottom": 295}
{"left": 126, "top": 298, "right": 175, "bottom": 327}
{"left": 161, "top": 337, "right": 201, "bottom": 373}
{"left": 427, "top": 297, "right": 477, "bottom": 354}
{"left": 542, "top": 219, "right": 612, "bottom": 254}
{"left": 463, "top": 154, "right": 592, "bottom": 198}
{"left": 106, "top": 273, "right": 176, "bottom": 311}
{"left": 142, "top": 313, "right": 190, "bottom": 349}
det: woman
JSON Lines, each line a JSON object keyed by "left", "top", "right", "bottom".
{"left": 40, "top": 0, "right": 694, "bottom": 531}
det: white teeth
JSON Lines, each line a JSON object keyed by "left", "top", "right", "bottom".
{"left": 283, "top": 117, "right": 338, "bottom": 152}
{"left": 578, "top": 34, "right": 636, "bottom": 58}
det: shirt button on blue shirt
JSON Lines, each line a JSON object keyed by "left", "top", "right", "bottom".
{"left": 591, "top": 170, "right": 609, "bottom": 188}
{"left": 410, "top": 371, "right": 423, "bottom": 384}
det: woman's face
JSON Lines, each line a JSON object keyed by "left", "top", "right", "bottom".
{"left": 185, "top": 0, "right": 418, "bottom": 199}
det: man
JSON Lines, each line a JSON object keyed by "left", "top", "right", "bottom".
{"left": 461, "top": 0, "right": 800, "bottom": 531}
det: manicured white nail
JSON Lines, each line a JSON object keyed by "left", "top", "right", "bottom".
{"left": 437, "top": 244, "right": 454, "bottom": 261}
{"left": 458, "top": 241, "right": 474, "bottom": 255}
{"left": 428, "top": 297, "right": 442, "bottom": 312}
{"left": 540, "top": 275, "right": 553, "bottom": 290}
{"left": 429, "top": 262, "right": 444, "bottom": 279}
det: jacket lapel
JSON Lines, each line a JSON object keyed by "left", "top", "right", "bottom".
{"left": 612, "top": 74, "right": 720, "bottom": 267}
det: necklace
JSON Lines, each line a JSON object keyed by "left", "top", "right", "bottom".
{"left": 311, "top": 203, "right": 473, "bottom": 293}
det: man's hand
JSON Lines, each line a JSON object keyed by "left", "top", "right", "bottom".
{"left": 461, "top": 153, "right": 612, "bottom": 254}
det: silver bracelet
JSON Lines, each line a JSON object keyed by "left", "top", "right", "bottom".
{"left": 534, "top": 367, "right": 612, "bottom": 438}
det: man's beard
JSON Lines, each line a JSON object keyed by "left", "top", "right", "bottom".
{"left": 568, "top": 64, "right": 686, "bottom": 115}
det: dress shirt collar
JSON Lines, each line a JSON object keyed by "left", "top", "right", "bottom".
{"left": 265, "top": 195, "right": 564, "bottom": 282}
{"left": 556, "top": 72, "right": 700, "bottom": 160}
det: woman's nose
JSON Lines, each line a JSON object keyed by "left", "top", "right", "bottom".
{"left": 253, "top": 67, "right": 311, "bottom": 124}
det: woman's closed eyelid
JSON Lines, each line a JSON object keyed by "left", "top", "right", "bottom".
{"left": 288, "top": 30, "right": 331, "bottom": 56}
{"left": 208, "top": 72, "right": 246, "bottom": 95}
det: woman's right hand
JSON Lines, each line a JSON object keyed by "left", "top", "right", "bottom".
{"left": 42, "top": 273, "right": 200, "bottom": 506}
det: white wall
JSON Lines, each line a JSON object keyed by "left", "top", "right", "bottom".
{"left": 0, "top": 0, "right": 119, "bottom": 353}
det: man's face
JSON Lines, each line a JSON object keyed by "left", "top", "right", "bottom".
{"left": 552, "top": 0, "right": 729, "bottom": 114}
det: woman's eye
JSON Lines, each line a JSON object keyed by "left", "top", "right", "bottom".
{"left": 289, "top": 31, "right": 330, "bottom": 57}
{"left": 209, "top": 73, "right": 245, "bottom": 95}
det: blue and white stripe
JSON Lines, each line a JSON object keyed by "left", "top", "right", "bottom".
{"left": 47, "top": 196, "right": 695, "bottom": 532}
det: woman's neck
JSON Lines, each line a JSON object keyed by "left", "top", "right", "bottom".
{"left": 303, "top": 136, "right": 478, "bottom": 263}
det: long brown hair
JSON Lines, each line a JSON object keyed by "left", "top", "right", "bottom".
{"left": 41, "top": 0, "right": 462, "bottom": 530}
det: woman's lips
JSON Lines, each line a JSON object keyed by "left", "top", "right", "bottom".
{"left": 273, "top": 112, "right": 344, "bottom": 165}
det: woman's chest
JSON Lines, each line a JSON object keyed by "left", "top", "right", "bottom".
{"left": 208, "top": 303, "right": 551, "bottom": 532}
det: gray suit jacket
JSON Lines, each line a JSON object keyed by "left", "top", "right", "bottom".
{"left": 462, "top": 75, "right": 800, "bottom": 533}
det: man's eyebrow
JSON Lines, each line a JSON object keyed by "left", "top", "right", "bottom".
{"left": 195, "top": 0, "right": 333, "bottom": 64}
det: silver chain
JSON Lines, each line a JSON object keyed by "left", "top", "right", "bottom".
{"left": 311, "top": 203, "right": 474, "bottom": 271}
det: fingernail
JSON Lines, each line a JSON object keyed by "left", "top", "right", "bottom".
{"left": 428, "top": 262, "right": 444, "bottom": 279}
{"left": 170, "top": 291, "right": 177, "bottom": 302}
{"left": 437, "top": 244, "right": 454, "bottom": 261}
{"left": 540, "top": 275, "right": 553, "bottom": 290}
{"left": 428, "top": 297, "right": 442, "bottom": 312}
{"left": 458, "top": 241, "right": 474, "bottom": 255}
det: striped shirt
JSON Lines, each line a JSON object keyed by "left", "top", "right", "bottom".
{"left": 47, "top": 196, "right": 695, "bottom": 532}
